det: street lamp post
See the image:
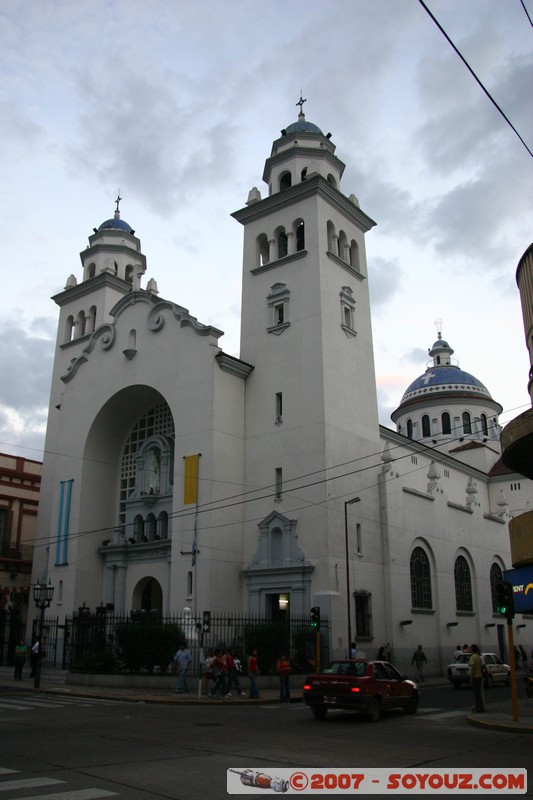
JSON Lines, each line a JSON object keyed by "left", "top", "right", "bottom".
{"left": 32, "top": 581, "right": 54, "bottom": 689}
{"left": 344, "top": 497, "right": 360, "bottom": 657}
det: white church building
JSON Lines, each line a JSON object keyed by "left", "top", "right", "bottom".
{"left": 32, "top": 105, "right": 531, "bottom": 674}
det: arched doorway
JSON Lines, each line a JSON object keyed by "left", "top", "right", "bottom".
{"left": 132, "top": 577, "right": 163, "bottom": 613}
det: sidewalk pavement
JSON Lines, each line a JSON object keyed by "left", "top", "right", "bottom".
{"left": 1, "top": 667, "right": 532, "bottom": 732}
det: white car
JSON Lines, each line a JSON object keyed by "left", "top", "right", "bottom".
{"left": 447, "top": 652, "right": 511, "bottom": 689}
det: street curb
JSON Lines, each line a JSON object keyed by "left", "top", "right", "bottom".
{"left": 466, "top": 713, "right": 533, "bottom": 734}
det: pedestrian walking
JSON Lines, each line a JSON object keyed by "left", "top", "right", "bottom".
{"left": 469, "top": 644, "right": 485, "bottom": 713}
{"left": 348, "top": 641, "right": 357, "bottom": 659}
{"left": 411, "top": 644, "right": 428, "bottom": 682}
{"left": 519, "top": 645, "right": 528, "bottom": 671}
{"left": 174, "top": 642, "right": 192, "bottom": 693}
{"left": 29, "top": 640, "right": 41, "bottom": 677}
{"left": 202, "top": 648, "right": 215, "bottom": 693}
{"left": 248, "top": 649, "right": 260, "bottom": 699}
{"left": 276, "top": 654, "right": 291, "bottom": 702}
{"left": 13, "top": 639, "right": 28, "bottom": 680}
{"left": 209, "top": 649, "right": 229, "bottom": 697}
{"left": 225, "top": 649, "right": 244, "bottom": 696}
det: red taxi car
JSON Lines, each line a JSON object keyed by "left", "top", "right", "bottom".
{"left": 303, "top": 659, "right": 419, "bottom": 721}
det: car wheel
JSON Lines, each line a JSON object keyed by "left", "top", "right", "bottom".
{"left": 404, "top": 693, "right": 419, "bottom": 714}
{"left": 311, "top": 706, "right": 327, "bottom": 720}
{"left": 452, "top": 681, "right": 461, "bottom": 690}
{"left": 366, "top": 698, "right": 381, "bottom": 722}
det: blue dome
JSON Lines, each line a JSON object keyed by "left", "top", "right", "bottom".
{"left": 400, "top": 365, "right": 492, "bottom": 405}
{"left": 284, "top": 119, "right": 323, "bottom": 135}
{"left": 98, "top": 218, "right": 134, "bottom": 234}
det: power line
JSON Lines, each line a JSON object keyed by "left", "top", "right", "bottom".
{"left": 418, "top": 0, "right": 533, "bottom": 158}
{"left": 520, "top": 0, "right": 533, "bottom": 28}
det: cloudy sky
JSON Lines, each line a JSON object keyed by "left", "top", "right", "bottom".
{"left": 1, "top": 0, "right": 532, "bottom": 461}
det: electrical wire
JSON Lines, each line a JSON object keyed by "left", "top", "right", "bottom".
{"left": 520, "top": 0, "right": 533, "bottom": 28}
{"left": 417, "top": 0, "right": 533, "bottom": 158}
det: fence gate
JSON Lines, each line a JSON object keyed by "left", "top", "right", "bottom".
{"left": 0, "top": 608, "right": 25, "bottom": 666}
{"left": 31, "top": 616, "right": 60, "bottom": 668}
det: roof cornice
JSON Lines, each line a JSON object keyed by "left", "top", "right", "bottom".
{"left": 232, "top": 175, "right": 376, "bottom": 232}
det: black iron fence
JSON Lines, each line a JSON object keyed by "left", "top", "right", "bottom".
{"left": 0, "top": 609, "right": 59, "bottom": 667}
{"left": 63, "top": 610, "right": 329, "bottom": 675}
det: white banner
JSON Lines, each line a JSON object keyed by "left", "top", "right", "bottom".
{"left": 227, "top": 768, "right": 527, "bottom": 794}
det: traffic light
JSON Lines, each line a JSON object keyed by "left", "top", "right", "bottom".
{"left": 495, "top": 582, "right": 515, "bottom": 619}
{"left": 202, "top": 610, "right": 211, "bottom": 633}
{"left": 310, "top": 606, "right": 321, "bottom": 630}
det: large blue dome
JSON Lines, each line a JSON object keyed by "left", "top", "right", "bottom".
{"left": 284, "top": 119, "right": 323, "bottom": 135}
{"left": 400, "top": 365, "right": 492, "bottom": 405}
{"left": 98, "top": 217, "right": 135, "bottom": 234}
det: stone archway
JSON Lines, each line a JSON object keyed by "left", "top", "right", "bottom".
{"left": 132, "top": 576, "right": 163, "bottom": 613}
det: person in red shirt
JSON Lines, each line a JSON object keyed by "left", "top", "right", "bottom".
{"left": 248, "top": 649, "right": 260, "bottom": 699}
{"left": 276, "top": 654, "right": 291, "bottom": 702}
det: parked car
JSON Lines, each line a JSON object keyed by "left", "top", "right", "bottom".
{"left": 447, "top": 652, "right": 511, "bottom": 689}
{"left": 303, "top": 660, "right": 419, "bottom": 722}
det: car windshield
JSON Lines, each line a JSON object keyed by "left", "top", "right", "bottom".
{"left": 322, "top": 661, "right": 366, "bottom": 677}
{"left": 453, "top": 654, "right": 471, "bottom": 664}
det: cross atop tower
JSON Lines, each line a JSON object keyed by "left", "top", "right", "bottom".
{"left": 115, "top": 191, "right": 122, "bottom": 214}
{"left": 296, "top": 93, "right": 307, "bottom": 117}
{"left": 434, "top": 316, "right": 443, "bottom": 340}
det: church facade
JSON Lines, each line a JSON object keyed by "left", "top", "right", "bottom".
{"left": 32, "top": 107, "right": 531, "bottom": 674}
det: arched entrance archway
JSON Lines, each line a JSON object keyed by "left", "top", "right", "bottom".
{"left": 132, "top": 577, "right": 163, "bottom": 614}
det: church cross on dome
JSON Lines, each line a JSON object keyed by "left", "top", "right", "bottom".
{"left": 434, "top": 316, "right": 443, "bottom": 340}
{"left": 114, "top": 191, "right": 122, "bottom": 218}
{"left": 296, "top": 93, "right": 307, "bottom": 118}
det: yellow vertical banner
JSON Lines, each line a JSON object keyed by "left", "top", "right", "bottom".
{"left": 183, "top": 454, "right": 200, "bottom": 505}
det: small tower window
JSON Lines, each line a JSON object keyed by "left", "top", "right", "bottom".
{"left": 275, "top": 468, "right": 283, "bottom": 500}
{"left": 338, "top": 230, "right": 348, "bottom": 262}
{"left": 295, "top": 219, "right": 305, "bottom": 252}
{"left": 267, "top": 283, "right": 290, "bottom": 333}
{"left": 327, "top": 220, "right": 336, "bottom": 253}
{"left": 406, "top": 419, "right": 413, "bottom": 439}
{"left": 256, "top": 233, "right": 270, "bottom": 267}
{"left": 279, "top": 171, "right": 292, "bottom": 191}
{"left": 275, "top": 392, "right": 283, "bottom": 423}
{"left": 462, "top": 411, "right": 472, "bottom": 435}
{"left": 441, "top": 412, "right": 451, "bottom": 435}
{"left": 65, "top": 315, "right": 75, "bottom": 343}
{"left": 276, "top": 227, "right": 288, "bottom": 259}
{"left": 125, "top": 265, "right": 134, "bottom": 284}
{"left": 340, "top": 286, "right": 356, "bottom": 335}
{"left": 349, "top": 239, "right": 359, "bottom": 270}
{"left": 422, "top": 415, "right": 431, "bottom": 438}
{"left": 134, "top": 515, "right": 144, "bottom": 543}
{"left": 481, "top": 413, "right": 488, "bottom": 436}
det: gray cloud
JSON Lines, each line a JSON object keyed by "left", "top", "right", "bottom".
{"left": 0, "top": 319, "right": 53, "bottom": 412}
{"left": 368, "top": 256, "right": 403, "bottom": 308}
{"left": 66, "top": 57, "right": 240, "bottom": 216}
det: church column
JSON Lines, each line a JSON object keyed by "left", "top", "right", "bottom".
{"left": 342, "top": 242, "right": 351, "bottom": 264}
{"left": 268, "top": 238, "right": 276, "bottom": 262}
{"left": 332, "top": 234, "right": 339, "bottom": 257}
{"left": 105, "top": 565, "right": 115, "bottom": 607}
{"left": 287, "top": 231, "right": 295, "bottom": 256}
{"left": 114, "top": 564, "right": 126, "bottom": 613}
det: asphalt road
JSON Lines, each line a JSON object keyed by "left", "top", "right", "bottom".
{"left": 0, "top": 684, "right": 530, "bottom": 800}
